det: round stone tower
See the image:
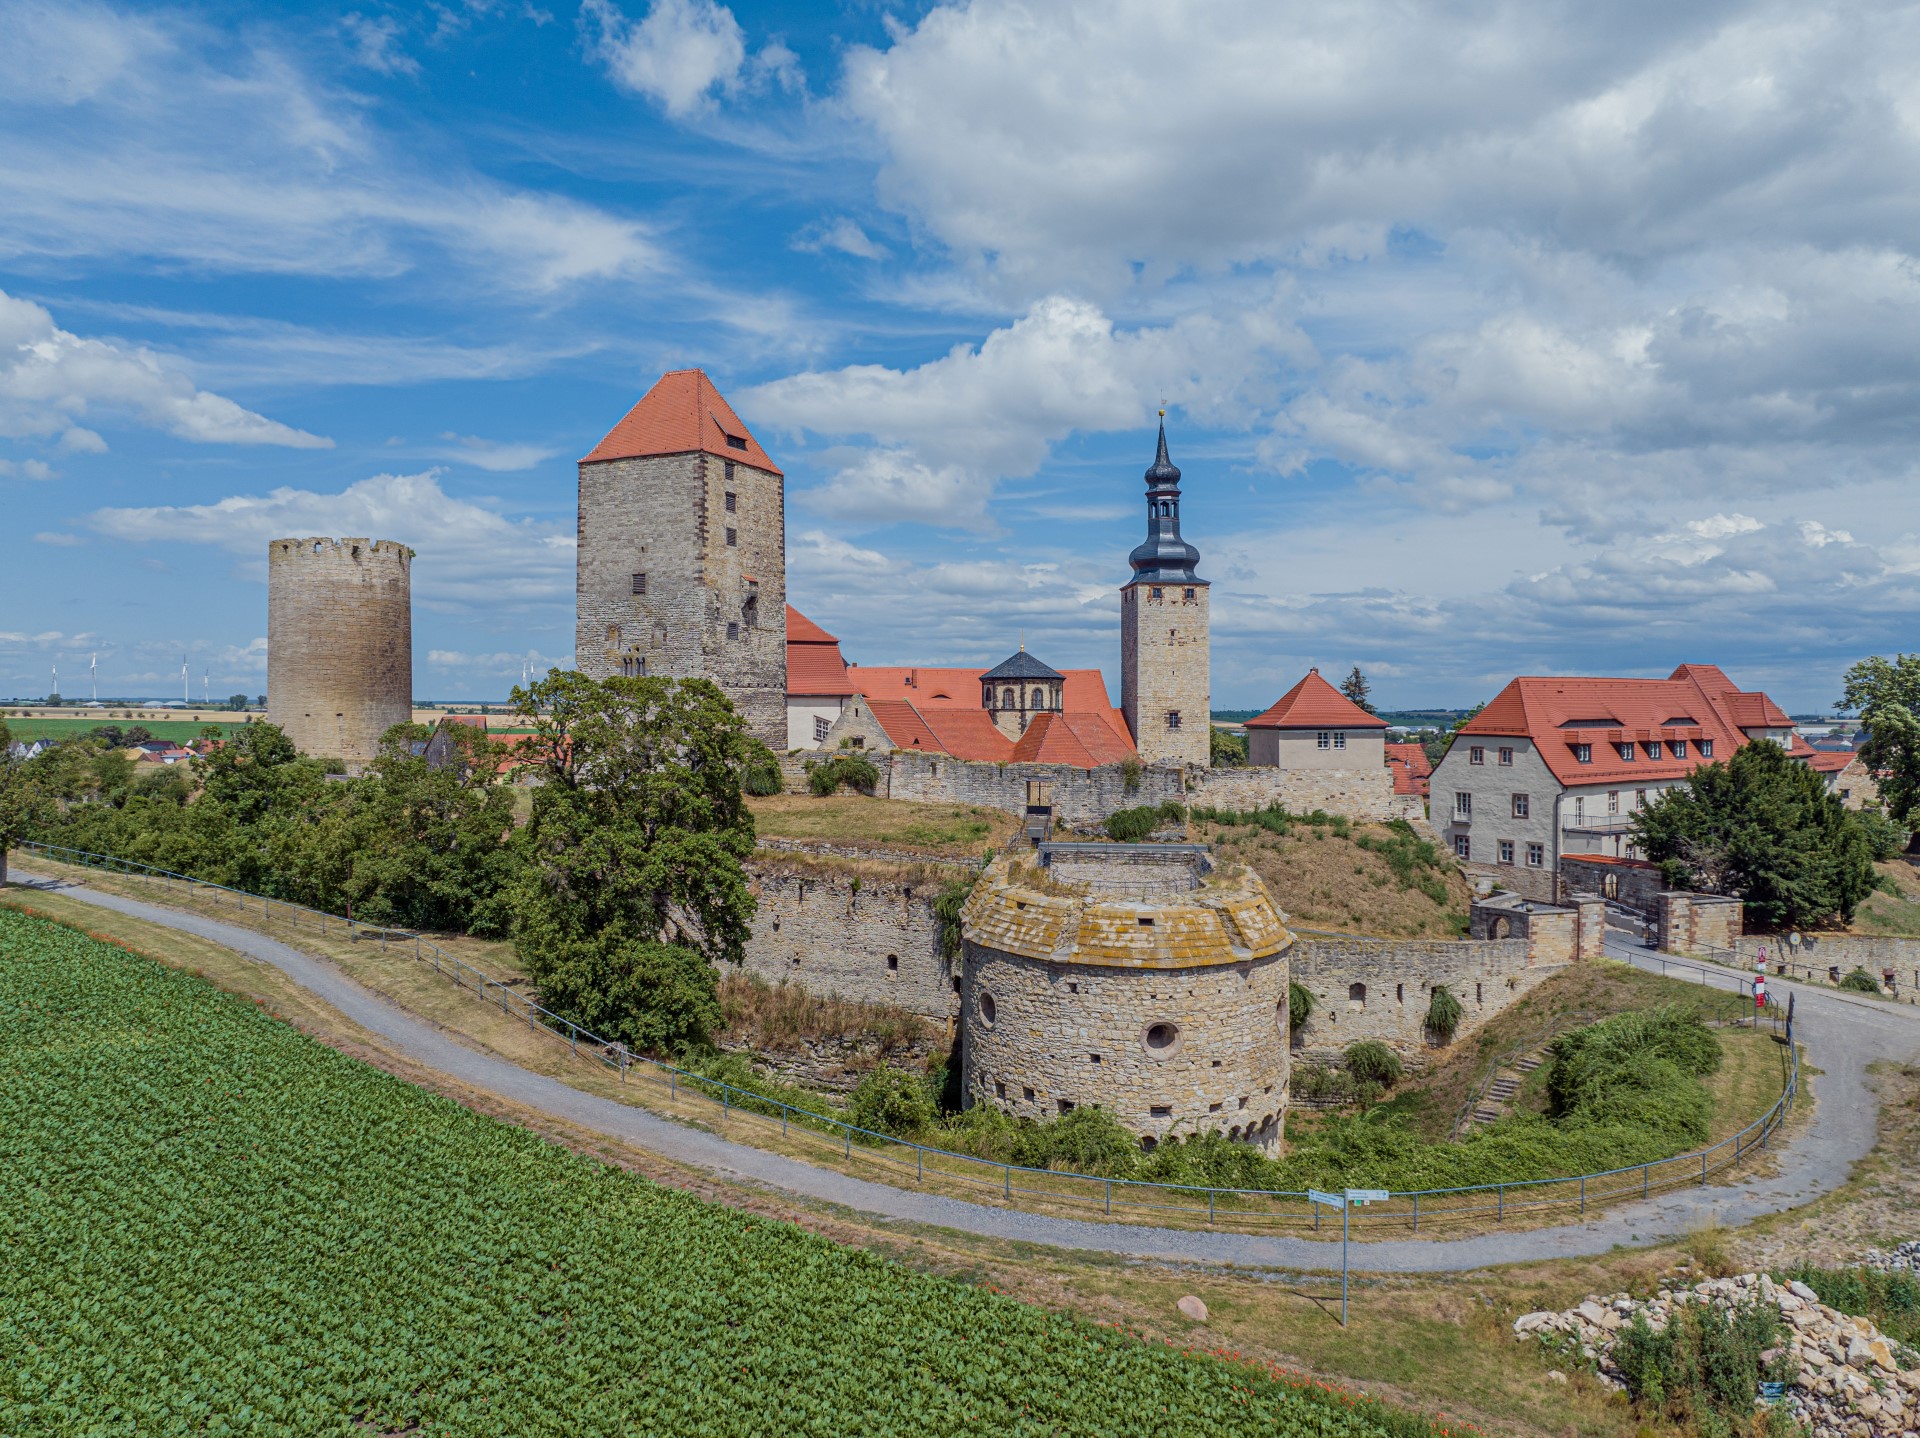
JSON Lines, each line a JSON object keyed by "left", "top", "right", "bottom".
{"left": 267, "top": 537, "right": 412, "bottom": 773}
{"left": 959, "top": 844, "right": 1294, "bottom": 1153}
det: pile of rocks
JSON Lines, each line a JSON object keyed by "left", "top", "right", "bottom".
{"left": 1857, "top": 1241, "right": 1920, "bottom": 1274}
{"left": 1513, "top": 1272, "right": 1919, "bottom": 1437}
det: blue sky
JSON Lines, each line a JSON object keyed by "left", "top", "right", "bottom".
{"left": 3, "top": 0, "right": 1917, "bottom": 712}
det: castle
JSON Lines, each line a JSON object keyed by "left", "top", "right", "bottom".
{"left": 576, "top": 372, "right": 1207, "bottom": 768}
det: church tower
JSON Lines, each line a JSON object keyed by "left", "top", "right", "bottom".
{"left": 1120, "top": 417, "right": 1210, "bottom": 767}
{"left": 575, "top": 370, "right": 787, "bottom": 749}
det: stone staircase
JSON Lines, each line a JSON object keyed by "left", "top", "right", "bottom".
{"left": 1468, "top": 1053, "right": 1544, "bottom": 1127}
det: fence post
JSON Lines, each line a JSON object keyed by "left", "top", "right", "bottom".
{"left": 1411, "top": 1193, "right": 1418, "bottom": 1232}
{"left": 844, "top": 1126, "right": 850, "bottom": 1159}
{"left": 1643, "top": 1164, "right": 1650, "bottom": 1197}
{"left": 1701, "top": 1151, "right": 1707, "bottom": 1185}
{"left": 781, "top": 1104, "right": 787, "bottom": 1137}
{"left": 670, "top": 1070, "right": 676, "bottom": 1102}
{"left": 1580, "top": 1176, "right": 1586, "bottom": 1215}
{"left": 917, "top": 1148, "right": 923, "bottom": 1184}
{"left": 1208, "top": 1191, "right": 1215, "bottom": 1226}
{"left": 1005, "top": 1166, "right": 1011, "bottom": 1200}
{"left": 1498, "top": 1184, "right": 1504, "bottom": 1220}
{"left": 1105, "top": 1179, "right": 1111, "bottom": 1215}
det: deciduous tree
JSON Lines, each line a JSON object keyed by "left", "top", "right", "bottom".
{"left": 1840, "top": 653, "right": 1920, "bottom": 847}
{"left": 506, "top": 670, "right": 757, "bottom": 1052}
{"left": 1633, "top": 740, "right": 1876, "bottom": 929}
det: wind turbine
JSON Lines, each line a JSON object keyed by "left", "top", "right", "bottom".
{"left": 202, "top": 667, "right": 209, "bottom": 705}
{"left": 90, "top": 653, "right": 97, "bottom": 703}
{"left": 181, "top": 659, "right": 189, "bottom": 706}
{"left": 51, "top": 663, "right": 58, "bottom": 704}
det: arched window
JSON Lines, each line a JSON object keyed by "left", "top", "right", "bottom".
{"left": 1031, "top": 688, "right": 1045, "bottom": 708}
{"left": 1348, "top": 982, "right": 1367, "bottom": 1010}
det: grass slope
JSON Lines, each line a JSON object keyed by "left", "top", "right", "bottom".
{"left": 1195, "top": 815, "right": 1472, "bottom": 938}
{"left": 748, "top": 792, "right": 1016, "bottom": 857}
{"left": 0, "top": 909, "right": 1443, "bottom": 1438}
{"left": 1854, "top": 858, "right": 1920, "bottom": 936}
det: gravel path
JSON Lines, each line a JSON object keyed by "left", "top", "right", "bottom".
{"left": 16, "top": 870, "right": 1920, "bottom": 1274}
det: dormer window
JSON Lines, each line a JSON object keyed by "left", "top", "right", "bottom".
{"left": 1672, "top": 739, "right": 1687, "bottom": 758}
{"left": 1572, "top": 743, "right": 1592, "bottom": 763}
{"left": 1646, "top": 740, "right": 1662, "bottom": 759}
{"left": 724, "top": 433, "right": 748, "bottom": 451}
{"left": 1617, "top": 742, "right": 1636, "bottom": 761}
{"left": 1699, "top": 739, "right": 1713, "bottom": 757}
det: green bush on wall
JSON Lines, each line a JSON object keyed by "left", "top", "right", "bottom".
{"left": 1839, "top": 966, "right": 1883, "bottom": 993}
{"left": 807, "top": 754, "right": 879, "bottom": 796}
{"left": 1343, "top": 1040, "right": 1402, "bottom": 1088}
{"left": 1425, "top": 984, "right": 1463, "bottom": 1043}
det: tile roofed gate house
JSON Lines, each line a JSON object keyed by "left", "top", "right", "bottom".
{"left": 1243, "top": 667, "right": 1389, "bottom": 771}
{"left": 576, "top": 369, "right": 787, "bottom": 750}
{"left": 1430, "top": 663, "right": 1811, "bottom": 900}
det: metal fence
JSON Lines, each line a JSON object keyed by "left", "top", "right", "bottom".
{"left": 15, "top": 839, "right": 1800, "bottom": 1236}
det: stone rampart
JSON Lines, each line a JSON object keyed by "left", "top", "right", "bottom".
{"left": 1187, "top": 764, "right": 1409, "bottom": 823}
{"left": 739, "top": 861, "right": 958, "bottom": 1023}
{"left": 1289, "top": 931, "right": 1565, "bottom": 1061}
{"left": 1733, "top": 932, "right": 1920, "bottom": 989}
{"left": 1654, "top": 891, "right": 1744, "bottom": 955}
{"left": 884, "top": 749, "right": 1184, "bottom": 821}
{"left": 1561, "top": 855, "right": 1666, "bottom": 913}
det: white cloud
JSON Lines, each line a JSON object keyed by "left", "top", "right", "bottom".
{"left": 0, "top": 0, "right": 659, "bottom": 292}
{"left": 427, "top": 647, "right": 571, "bottom": 675}
{"left": 86, "top": 470, "right": 575, "bottom": 609}
{"left": 341, "top": 13, "right": 419, "bottom": 76}
{"left": 437, "top": 434, "right": 556, "bottom": 472}
{"left": 0, "top": 458, "right": 56, "bottom": 480}
{"left": 32, "top": 531, "right": 82, "bottom": 546}
{"left": 0, "top": 290, "right": 328, "bottom": 451}
{"left": 582, "top": 0, "right": 745, "bottom": 117}
{"left": 749, "top": 294, "right": 1305, "bottom": 526}
{"left": 793, "top": 218, "right": 885, "bottom": 260}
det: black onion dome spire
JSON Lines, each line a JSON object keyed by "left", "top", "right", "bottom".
{"left": 1127, "top": 415, "right": 1206, "bottom": 586}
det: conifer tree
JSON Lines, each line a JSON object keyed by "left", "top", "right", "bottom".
{"left": 1339, "top": 665, "right": 1376, "bottom": 715}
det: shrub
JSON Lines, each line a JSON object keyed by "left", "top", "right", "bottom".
{"left": 1344, "top": 1040, "right": 1402, "bottom": 1088}
{"left": 1288, "top": 981, "right": 1314, "bottom": 1029}
{"left": 807, "top": 754, "right": 879, "bottom": 796}
{"left": 932, "top": 877, "right": 974, "bottom": 960}
{"left": 1105, "top": 804, "right": 1163, "bottom": 842}
{"left": 847, "top": 1063, "right": 938, "bottom": 1137}
{"left": 741, "top": 739, "right": 785, "bottom": 796}
{"left": 1613, "top": 1299, "right": 1792, "bottom": 1427}
{"left": 1775, "top": 1262, "right": 1920, "bottom": 1347}
{"left": 1839, "top": 966, "right": 1883, "bottom": 993}
{"left": 1857, "top": 808, "right": 1909, "bottom": 861}
{"left": 1119, "top": 756, "right": 1143, "bottom": 793}
{"left": 1543, "top": 1006, "right": 1721, "bottom": 1147}
{"left": 1426, "top": 984, "right": 1463, "bottom": 1044}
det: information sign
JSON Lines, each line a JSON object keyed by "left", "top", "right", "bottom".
{"left": 1308, "top": 1189, "right": 1346, "bottom": 1208}
{"left": 1345, "top": 1189, "right": 1389, "bottom": 1205}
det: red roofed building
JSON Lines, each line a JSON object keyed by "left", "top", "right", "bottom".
{"left": 1244, "top": 668, "right": 1389, "bottom": 771}
{"left": 1431, "top": 663, "right": 1808, "bottom": 895}
{"left": 784, "top": 605, "right": 858, "bottom": 748}
{"left": 1385, "top": 742, "right": 1432, "bottom": 799}
{"left": 577, "top": 369, "right": 787, "bottom": 750}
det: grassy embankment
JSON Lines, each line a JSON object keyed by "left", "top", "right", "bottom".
{"left": 746, "top": 792, "right": 1016, "bottom": 857}
{"left": 1193, "top": 809, "right": 1473, "bottom": 938}
{"left": 1855, "top": 857, "right": 1920, "bottom": 936}
{"left": 0, "top": 905, "right": 1465, "bottom": 1436}
{"left": 2, "top": 715, "right": 244, "bottom": 743}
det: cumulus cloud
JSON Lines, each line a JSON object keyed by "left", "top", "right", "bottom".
{"left": 87, "top": 470, "right": 574, "bottom": 609}
{"left": 582, "top": 0, "right": 745, "bottom": 116}
{"left": 0, "top": 290, "right": 328, "bottom": 452}
{"left": 793, "top": 218, "right": 886, "bottom": 260}
{"left": 437, "top": 434, "right": 556, "bottom": 472}
{"left": 749, "top": 294, "right": 1306, "bottom": 527}
{"left": 0, "top": 0, "right": 658, "bottom": 292}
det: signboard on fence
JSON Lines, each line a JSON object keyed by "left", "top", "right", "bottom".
{"left": 1308, "top": 1189, "right": 1345, "bottom": 1208}
{"left": 1345, "top": 1189, "right": 1389, "bottom": 1205}
{"left": 1758, "top": 1382, "right": 1787, "bottom": 1403}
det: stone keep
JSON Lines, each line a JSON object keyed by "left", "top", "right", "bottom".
{"left": 576, "top": 369, "right": 787, "bottom": 750}
{"left": 960, "top": 846, "right": 1293, "bottom": 1152}
{"left": 1121, "top": 421, "right": 1211, "bottom": 767}
{"left": 267, "top": 537, "right": 412, "bottom": 773}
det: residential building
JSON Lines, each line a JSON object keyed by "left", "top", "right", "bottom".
{"left": 783, "top": 606, "right": 857, "bottom": 750}
{"left": 1431, "top": 663, "right": 1812, "bottom": 898}
{"left": 1243, "top": 668, "right": 1388, "bottom": 771}
{"left": 1385, "top": 742, "right": 1432, "bottom": 801}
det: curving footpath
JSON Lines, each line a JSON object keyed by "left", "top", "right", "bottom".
{"left": 12, "top": 867, "right": 1920, "bottom": 1273}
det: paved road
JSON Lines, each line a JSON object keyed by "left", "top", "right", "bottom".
{"left": 14, "top": 868, "right": 1920, "bottom": 1273}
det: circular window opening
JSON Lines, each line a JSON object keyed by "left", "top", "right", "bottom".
{"left": 978, "top": 990, "right": 997, "bottom": 1028}
{"left": 1142, "top": 1020, "right": 1180, "bottom": 1059}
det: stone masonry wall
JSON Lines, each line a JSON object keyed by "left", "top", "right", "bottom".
{"left": 1289, "top": 932, "right": 1565, "bottom": 1062}
{"left": 1732, "top": 932, "right": 1920, "bottom": 987}
{"left": 1187, "top": 763, "right": 1409, "bottom": 822}
{"left": 1561, "top": 856, "right": 1666, "bottom": 913}
{"left": 883, "top": 749, "right": 1185, "bottom": 821}
{"left": 738, "top": 863, "right": 958, "bottom": 1023}
{"left": 575, "top": 451, "right": 787, "bottom": 749}
{"left": 267, "top": 536, "right": 412, "bottom": 774}
{"left": 962, "top": 940, "right": 1289, "bottom": 1150}
{"left": 1122, "top": 580, "right": 1211, "bottom": 767}
{"left": 1654, "top": 892, "right": 1744, "bottom": 954}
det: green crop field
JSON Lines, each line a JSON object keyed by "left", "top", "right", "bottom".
{"left": 0, "top": 909, "right": 1445, "bottom": 1437}
{"left": 1, "top": 716, "right": 242, "bottom": 743}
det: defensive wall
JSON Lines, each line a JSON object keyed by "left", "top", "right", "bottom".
{"left": 734, "top": 844, "right": 1596, "bottom": 1067}
{"left": 778, "top": 748, "right": 1420, "bottom": 826}
{"left": 1560, "top": 854, "right": 1666, "bottom": 911}
{"left": 266, "top": 536, "right": 412, "bottom": 774}
{"left": 1732, "top": 931, "right": 1920, "bottom": 988}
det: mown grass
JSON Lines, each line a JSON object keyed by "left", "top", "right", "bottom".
{"left": 2, "top": 715, "right": 244, "bottom": 742}
{"left": 747, "top": 793, "right": 1016, "bottom": 856}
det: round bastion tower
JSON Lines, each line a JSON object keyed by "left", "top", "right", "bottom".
{"left": 267, "top": 537, "right": 413, "bottom": 774}
{"left": 960, "top": 844, "right": 1294, "bottom": 1153}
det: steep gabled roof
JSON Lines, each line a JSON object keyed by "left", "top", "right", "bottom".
{"left": 1246, "top": 669, "right": 1389, "bottom": 730}
{"left": 981, "top": 649, "right": 1065, "bottom": 683}
{"left": 1008, "top": 711, "right": 1095, "bottom": 766}
{"left": 846, "top": 664, "right": 1132, "bottom": 752}
{"left": 785, "top": 605, "right": 856, "bottom": 697}
{"left": 582, "top": 368, "right": 783, "bottom": 475}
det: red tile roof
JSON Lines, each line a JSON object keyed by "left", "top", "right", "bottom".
{"left": 918, "top": 707, "right": 1017, "bottom": 762}
{"left": 581, "top": 368, "right": 783, "bottom": 475}
{"left": 863, "top": 699, "right": 946, "bottom": 754}
{"left": 1806, "top": 750, "right": 1855, "bottom": 774}
{"left": 1246, "top": 669, "right": 1389, "bottom": 730}
{"left": 1009, "top": 711, "right": 1096, "bottom": 766}
{"left": 1456, "top": 665, "right": 1802, "bottom": 786}
{"left": 846, "top": 663, "right": 1135, "bottom": 760}
{"left": 1384, "top": 741, "right": 1432, "bottom": 797}
{"left": 785, "top": 605, "right": 857, "bottom": 697}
